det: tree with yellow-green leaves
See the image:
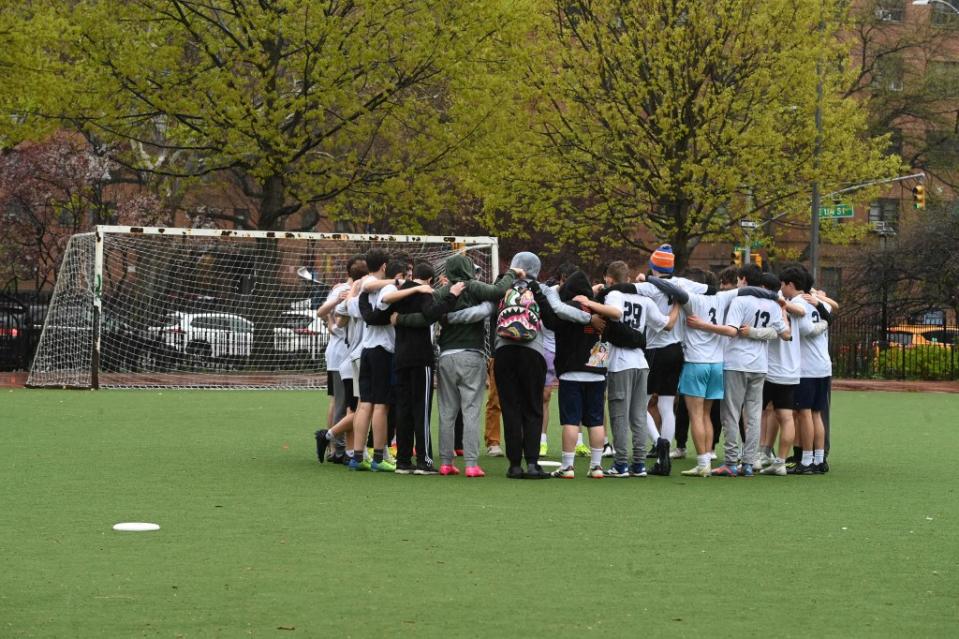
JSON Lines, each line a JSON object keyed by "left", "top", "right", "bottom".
{"left": 482, "top": 0, "right": 902, "bottom": 269}
{"left": 13, "top": 0, "right": 536, "bottom": 231}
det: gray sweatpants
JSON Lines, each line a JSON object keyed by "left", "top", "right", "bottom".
{"left": 721, "top": 370, "right": 765, "bottom": 466}
{"left": 607, "top": 368, "right": 650, "bottom": 466}
{"left": 437, "top": 350, "right": 487, "bottom": 465}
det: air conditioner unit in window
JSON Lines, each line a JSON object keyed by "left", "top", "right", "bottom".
{"left": 875, "top": 8, "right": 900, "bottom": 22}
{"left": 889, "top": 79, "right": 904, "bottom": 91}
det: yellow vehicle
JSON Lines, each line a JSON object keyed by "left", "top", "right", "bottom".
{"left": 886, "top": 325, "right": 959, "bottom": 348}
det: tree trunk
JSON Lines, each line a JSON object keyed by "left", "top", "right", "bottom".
{"left": 249, "top": 173, "right": 286, "bottom": 362}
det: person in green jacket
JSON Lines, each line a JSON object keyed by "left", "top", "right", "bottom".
{"left": 395, "top": 254, "right": 522, "bottom": 476}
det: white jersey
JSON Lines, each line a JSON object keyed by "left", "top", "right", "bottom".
{"left": 682, "top": 289, "right": 738, "bottom": 364}
{"left": 336, "top": 297, "right": 365, "bottom": 379}
{"left": 605, "top": 290, "right": 668, "bottom": 372}
{"left": 723, "top": 295, "right": 786, "bottom": 373}
{"left": 360, "top": 280, "right": 396, "bottom": 353}
{"left": 767, "top": 294, "right": 803, "bottom": 385}
{"left": 798, "top": 298, "right": 832, "bottom": 378}
{"left": 636, "top": 276, "right": 708, "bottom": 349}
{"left": 323, "top": 283, "right": 350, "bottom": 371}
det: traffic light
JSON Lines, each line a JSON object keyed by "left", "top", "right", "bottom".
{"left": 731, "top": 249, "right": 743, "bottom": 268}
{"left": 913, "top": 184, "right": 925, "bottom": 210}
{"left": 751, "top": 253, "right": 763, "bottom": 268}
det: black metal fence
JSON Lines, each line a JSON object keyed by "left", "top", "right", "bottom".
{"left": 829, "top": 316, "right": 959, "bottom": 381}
{"left": 0, "top": 292, "right": 50, "bottom": 372}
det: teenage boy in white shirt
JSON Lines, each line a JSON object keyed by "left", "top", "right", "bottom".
{"left": 681, "top": 269, "right": 781, "bottom": 476}
{"left": 600, "top": 260, "right": 677, "bottom": 477}
{"left": 705, "top": 264, "right": 789, "bottom": 477}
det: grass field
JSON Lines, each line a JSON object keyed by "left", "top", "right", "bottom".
{"left": 2, "top": 388, "right": 958, "bottom": 638}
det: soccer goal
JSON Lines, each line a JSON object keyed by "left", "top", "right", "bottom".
{"left": 26, "top": 226, "right": 498, "bottom": 389}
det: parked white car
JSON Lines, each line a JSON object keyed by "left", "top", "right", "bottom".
{"left": 148, "top": 312, "right": 254, "bottom": 358}
{"left": 273, "top": 310, "right": 327, "bottom": 358}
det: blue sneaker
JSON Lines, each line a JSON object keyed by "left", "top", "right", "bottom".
{"left": 740, "top": 464, "right": 754, "bottom": 477}
{"left": 604, "top": 462, "right": 630, "bottom": 478}
{"left": 629, "top": 462, "right": 647, "bottom": 477}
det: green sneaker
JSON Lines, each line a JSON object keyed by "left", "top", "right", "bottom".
{"left": 371, "top": 460, "right": 396, "bottom": 473}
{"left": 574, "top": 443, "right": 590, "bottom": 457}
{"left": 352, "top": 459, "right": 372, "bottom": 471}
{"left": 539, "top": 442, "right": 548, "bottom": 457}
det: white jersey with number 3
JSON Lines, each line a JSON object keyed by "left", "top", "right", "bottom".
{"left": 682, "top": 289, "right": 738, "bottom": 364}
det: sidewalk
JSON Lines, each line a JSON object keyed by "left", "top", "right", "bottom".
{"left": 833, "top": 379, "right": 959, "bottom": 394}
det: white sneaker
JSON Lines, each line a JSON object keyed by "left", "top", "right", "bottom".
{"left": 709, "top": 451, "right": 717, "bottom": 460}
{"left": 670, "top": 447, "right": 686, "bottom": 459}
{"left": 760, "top": 460, "right": 787, "bottom": 476}
{"left": 602, "top": 443, "right": 615, "bottom": 458}
{"left": 758, "top": 452, "right": 774, "bottom": 467}
{"left": 486, "top": 444, "right": 503, "bottom": 457}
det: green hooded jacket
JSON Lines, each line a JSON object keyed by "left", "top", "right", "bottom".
{"left": 396, "top": 254, "right": 516, "bottom": 352}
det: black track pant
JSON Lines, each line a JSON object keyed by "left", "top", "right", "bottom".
{"left": 494, "top": 346, "right": 546, "bottom": 466}
{"left": 395, "top": 365, "right": 434, "bottom": 466}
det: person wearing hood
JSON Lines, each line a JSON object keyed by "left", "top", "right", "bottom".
{"left": 539, "top": 269, "right": 622, "bottom": 479}
{"left": 396, "top": 253, "right": 523, "bottom": 477}
{"left": 492, "top": 251, "right": 556, "bottom": 479}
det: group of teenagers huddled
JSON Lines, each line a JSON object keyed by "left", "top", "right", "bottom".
{"left": 314, "top": 243, "right": 836, "bottom": 480}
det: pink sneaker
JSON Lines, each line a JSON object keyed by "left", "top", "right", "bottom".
{"left": 439, "top": 464, "right": 460, "bottom": 476}
{"left": 465, "top": 466, "right": 486, "bottom": 478}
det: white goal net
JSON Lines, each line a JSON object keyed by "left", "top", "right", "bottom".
{"left": 27, "top": 226, "right": 498, "bottom": 389}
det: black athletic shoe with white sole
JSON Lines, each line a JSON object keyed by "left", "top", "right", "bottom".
{"left": 656, "top": 437, "right": 672, "bottom": 475}
{"left": 315, "top": 429, "right": 331, "bottom": 463}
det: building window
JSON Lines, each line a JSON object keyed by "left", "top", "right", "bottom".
{"left": 876, "top": 1, "right": 904, "bottom": 23}
{"left": 869, "top": 198, "right": 900, "bottom": 231}
{"left": 931, "top": 1, "right": 959, "bottom": 26}
{"left": 820, "top": 267, "right": 842, "bottom": 299}
{"left": 887, "top": 128, "right": 903, "bottom": 156}
{"left": 873, "top": 54, "right": 904, "bottom": 92}
{"left": 924, "top": 129, "right": 959, "bottom": 166}
{"left": 925, "top": 60, "right": 959, "bottom": 98}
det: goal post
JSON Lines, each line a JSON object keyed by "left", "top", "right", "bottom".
{"left": 27, "top": 226, "right": 499, "bottom": 390}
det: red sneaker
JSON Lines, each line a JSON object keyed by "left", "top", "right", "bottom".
{"left": 439, "top": 464, "right": 460, "bottom": 476}
{"left": 465, "top": 466, "right": 486, "bottom": 478}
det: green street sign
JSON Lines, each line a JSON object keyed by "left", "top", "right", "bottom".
{"left": 734, "top": 242, "right": 763, "bottom": 250}
{"left": 819, "top": 203, "right": 854, "bottom": 219}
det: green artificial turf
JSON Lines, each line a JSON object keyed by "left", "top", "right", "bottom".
{"left": 1, "top": 388, "right": 957, "bottom": 637}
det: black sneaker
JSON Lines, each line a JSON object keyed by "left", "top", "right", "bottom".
{"left": 819, "top": 460, "right": 830, "bottom": 473}
{"left": 787, "top": 463, "right": 815, "bottom": 475}
{"left": 507, "top": 465, "right": 524, "bottom": 479}
{"left": 330, "top": 452, "right": 347, "bottom": 465}
{"left": 811, "top": 463, "right": 825, "bottom": 475}
{"left": 395, "top": 462, "right": 415, "bottom": 475}
{"left": 314, "top": 429, "right": 331, "bottom": 463}
{"left": 646, "top": 445, "right": 658, "bottom": 459}
{"left": 523, "top": 464, "right": 550, "bottom": 479}
{"left": 413, "top": 462, "right": 440, "bottom": 475}
{"left": 656, "top": 437, "right": 671, "bottom": 475}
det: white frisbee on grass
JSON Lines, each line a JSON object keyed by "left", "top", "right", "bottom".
{"left": 112, "top": 522, "right": 160, "bottom": 532}
{"left": 536, "top": 460, "right": 561, "bottom": 468}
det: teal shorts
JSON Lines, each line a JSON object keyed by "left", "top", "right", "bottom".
{"left": 678, "top": 362, "right": 724, "bottom": 400}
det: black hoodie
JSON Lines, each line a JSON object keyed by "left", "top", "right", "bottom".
{"left": 548, "top": 271, "right": 607, "bottom": 377}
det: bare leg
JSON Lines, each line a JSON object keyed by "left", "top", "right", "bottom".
{"left": 352, "top": 402, "right": 373, "bottom": 452}
{"left": 372, "top": 404, "right": 389, "bottom": 450}
{"left": 775, "top": 408, "right": 795, "bottom": 460}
